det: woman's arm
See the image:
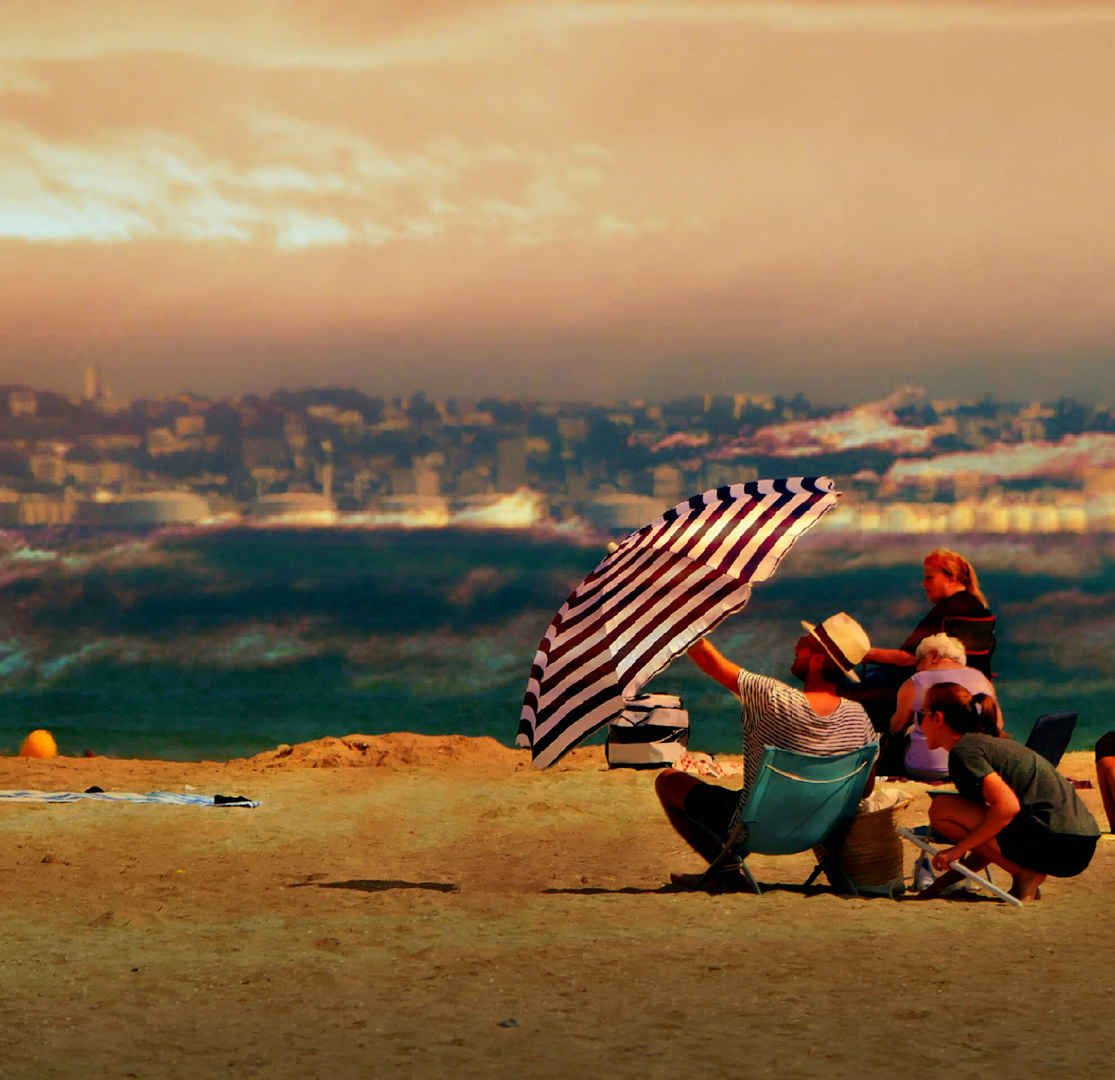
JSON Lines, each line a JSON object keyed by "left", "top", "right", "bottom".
{"left": 890, "top": 679, "right": 917, "bottom": 735}
{"left": 864, "top": 647, "right": 916, "bottom": 667}
{"left": 931, "top": 772, "right": 1021, "bottom": 871}
{"left": 687, "top": 638, "right": 742, "bottom": 694}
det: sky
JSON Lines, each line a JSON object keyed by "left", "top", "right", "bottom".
{"left": 3, "top": 1, "right": 1115, "bottom": 404}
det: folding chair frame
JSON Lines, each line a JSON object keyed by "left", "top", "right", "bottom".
{"left": 690, "top": 746, "right": 875, "bottom": 895}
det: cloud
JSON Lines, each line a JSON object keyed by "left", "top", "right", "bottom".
{"left": 0, "top": 124, "right": 258, "bottom": 243}
{"left": 5, "top": 3, "right": 1115, "bottom": 81}
{"left": 2, "top": 0, "right": 1115, "bottom": 400}
{"left": 555, "top": 1, "right": 1115, "bottom": 35}
{"left": 0, "top": 115, "right": 659, "bottom": 248}
{"left": 885, "top": 434, "right": 1115, "bottom": 486}
{"left": 707, "top": 388, "right": 936, "bottom": 459}
{"left": 273, "top": 212, "right": 353, "bottom": 251}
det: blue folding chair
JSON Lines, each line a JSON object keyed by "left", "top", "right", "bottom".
{"left": 694, "top": 743, "right": 878, "bottom": 895}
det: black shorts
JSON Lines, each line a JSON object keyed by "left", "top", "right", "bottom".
{"left": 1096, "top": 731, "right": 1115, "bottom": 762}
{"left": 680, "top": 782, "right": 743, "bottom": 863}
{"left": 996, "top": 820, "right": 1098, "bottom": 878}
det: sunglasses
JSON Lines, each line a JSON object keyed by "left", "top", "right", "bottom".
{"left": 916, "top": 709, "right": 938, "bottom": 726}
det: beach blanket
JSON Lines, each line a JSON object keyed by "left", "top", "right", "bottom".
{"left": 673, "top": 751, "right": 744, "bottom": 779}
{"left": 0, "top": 789, "right": 259, "bottom": 807}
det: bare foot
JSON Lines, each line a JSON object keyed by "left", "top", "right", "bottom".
{"left": 1009, "top": 872, "right": 1046, "bottom": 902}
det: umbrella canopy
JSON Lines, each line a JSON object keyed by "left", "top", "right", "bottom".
{"left": 518, "top": 477, "right": 839, "bottom": 768}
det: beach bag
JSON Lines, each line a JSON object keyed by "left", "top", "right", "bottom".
{"left": 827, "top": 785, "right": 914, "bottom": 897}
{"left": 605, "top": 694, "right": 689, "bottom": 769}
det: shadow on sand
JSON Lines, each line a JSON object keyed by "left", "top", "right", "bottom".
{"left": 542, "top": 881, "right": 926, "bottom": 898}
{"left": 290, "top": 878, "right": 459, "bottom": 893}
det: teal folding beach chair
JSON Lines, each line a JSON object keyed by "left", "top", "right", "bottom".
{"left": 694, "top": 743, "right": 878, "bottom": 895}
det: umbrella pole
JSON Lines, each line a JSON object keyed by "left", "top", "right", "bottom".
{"left": 897, "top": 827, "right": 1023, "bottom": 907}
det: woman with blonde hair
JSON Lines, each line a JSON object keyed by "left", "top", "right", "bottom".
{"left": 917, "top": 683, "right": 1100, "bottom": 902}
{"left": 865, "top": 548, "right": 993, "bottom": 673}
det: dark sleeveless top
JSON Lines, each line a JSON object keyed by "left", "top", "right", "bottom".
{"left": 900, "top": 590, "right": 991, "bottom": 656}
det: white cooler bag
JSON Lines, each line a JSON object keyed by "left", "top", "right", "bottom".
{"left": 605, "top": 694, "right": 690, "bottom": 768}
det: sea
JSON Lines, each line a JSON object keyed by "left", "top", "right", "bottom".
{"left": 1, "top": 526, "right": 1113, "bottom": 760}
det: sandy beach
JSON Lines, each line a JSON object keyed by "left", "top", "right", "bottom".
{"left": 1, "top": 736, "right": 1112, "bottom": 1079}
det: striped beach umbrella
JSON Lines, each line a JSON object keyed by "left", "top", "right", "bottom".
{"left": 518, "top": 477, "right": 839, "bottom": 768}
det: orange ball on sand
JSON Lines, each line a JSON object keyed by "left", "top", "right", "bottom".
{"left": 20, "top": 729, "right": 57, "bottom": 758}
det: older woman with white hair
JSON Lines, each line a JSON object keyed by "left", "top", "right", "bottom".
{"left": 888, "top": 633, "right": 1000, "bottom": 780}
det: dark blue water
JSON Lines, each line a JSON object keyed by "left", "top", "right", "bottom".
{"left": 1, "top": 528, "right": 1112, "bottom": 759}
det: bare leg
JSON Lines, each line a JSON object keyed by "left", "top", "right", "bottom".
{"left": 655, "top": 770, "right": 742, "bottom": 890}
{"left": 924, "top": 794, "right": 1046, "bottom": 902}
{"left": 1097, "top": 756, "right": 1115, "bottom": 833}
{"left": 655, "top": 769, "right": 724, "bottom": 864}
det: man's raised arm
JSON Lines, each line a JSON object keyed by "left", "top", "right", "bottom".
{"left": 687, "top": 638, "right": 742, "bottom": 694}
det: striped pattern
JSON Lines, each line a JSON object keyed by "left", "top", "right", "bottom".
{"left": 736, "top": 671, "right": 877, "bottom": 802}
{"left": 519, "top": 477, "right": 839, "bottom": 769}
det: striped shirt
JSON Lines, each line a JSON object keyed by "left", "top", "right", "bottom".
{"left": 736, "top": 669, "right": 878, "bottom": 800}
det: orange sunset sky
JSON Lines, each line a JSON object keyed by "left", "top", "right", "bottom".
{"left": 2, "top": 1, "right": 1114, "bottom": 403}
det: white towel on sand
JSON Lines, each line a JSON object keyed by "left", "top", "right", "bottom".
{"left": 0, "top": 789, "right": 259, "bottom": 807}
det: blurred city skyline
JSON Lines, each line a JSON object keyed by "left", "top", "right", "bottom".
{"left": 3, "top": 1, "right": 1115, "bottom": 403}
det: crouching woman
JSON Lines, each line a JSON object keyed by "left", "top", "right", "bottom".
{"left": 917, "top": 683, "right": 1100, "bottom": 901}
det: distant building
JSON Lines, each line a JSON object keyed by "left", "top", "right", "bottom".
{"left": 83, "top": 365, "right": 101, "bottom": 402}
{"left": 175, "top": 414, "right": 206, "bottom": 439}
{"left": 10, "top": 493, "right": 77, "bottom": 526}
{"left": 557, "top": 417, "right": 587, "bottom": 445}
{"left": 456, "top": 466, "right": 494, "bottom": 497}
{"left": 7, "top": 388, "right": 36, "bottom": 417}
{"left": 496, "top": 438, "right": 527, "bottom": 493}
{"left": 29, "top": 452, "right": 67, "bottom": 485}
{"left": 704, "top": 462, "right": 757, "bottom": 489}
{"left": 146, "top": 427, "right": 191, "bottom": 457}
{"left": 390, "top": 466, "right": 440, "bottom": 496}
{"left": 77, "top": 491, "right": 210, "bottom": 526}
{"left": 241, "top": 436, "right": 290, "bottom": 470}
{"left": 250, "top": 492, "right": 336, "bottom": 526}
{"left": 652, "top": 464, "right": 683, "bottom": 501}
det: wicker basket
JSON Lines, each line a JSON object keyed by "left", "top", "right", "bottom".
{"left": 839, "top": 803, "right": 908, "bottom": 888}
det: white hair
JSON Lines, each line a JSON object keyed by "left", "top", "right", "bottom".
{"left": 915, "top": 633, "right": 967, "bottom": 665}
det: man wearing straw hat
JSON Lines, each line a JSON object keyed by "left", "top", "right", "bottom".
{"left": 655, "top": 612, "right": 878, "bottom": 886}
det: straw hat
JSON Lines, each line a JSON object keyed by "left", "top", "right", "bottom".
{"left": 800, "top": 612, "right": 871, "bottom": 683}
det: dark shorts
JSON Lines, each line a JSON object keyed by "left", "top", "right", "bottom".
{"left": 1096, "top": 731, "right": 1115, "bottom": 762}
{"left": 680, "top": 781, "right": 743, "bottom": 863}
{"left": 996, "top": 820, "right": 1098, "bottom": 878}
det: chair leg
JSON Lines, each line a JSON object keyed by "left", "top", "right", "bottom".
{"left": 819, "top": 855, "right": 859, "bottom": 897}
{"left": 738, "top": 859, "right": 761, "bottom": 895}
{"left": 691, "top": 820, "right": 747, "bottom": 892}
{"left": 807, "top": 819, "right": 859, "bottom": 896}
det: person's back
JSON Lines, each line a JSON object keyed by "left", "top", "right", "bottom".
{"left": 906, "top": 667, "right": 994, "bottom": 779}
{"left": 950, "top": 733, "right": 1099, "bottom": 840}
{"left": 738, "top": 669, "right": 877, "bottom": 797}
